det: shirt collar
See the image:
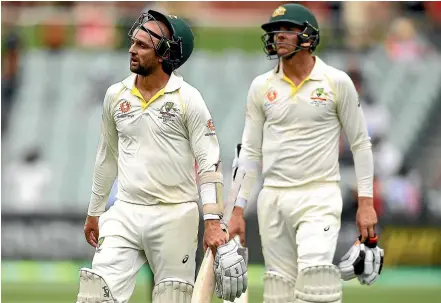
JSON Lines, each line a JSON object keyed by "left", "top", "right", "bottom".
{"left": 121, "top": 71, "right": 184, "bottom": 93}
{"left": 274, "top": 56, "right": 325, "bottom": 81}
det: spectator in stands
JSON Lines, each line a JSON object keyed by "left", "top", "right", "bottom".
{"left": 343, "top": 68, "right": 402, "bottom": 179}
{"left": 372, "top": 137, "right": 403, "bottom": 179}
{"left": 1, "top": 18, "right": 22, "bottom": 135}
{"left": 73, "top": 2, "right": 116, "bottom": 49}
{"left": 384, "top": 17, "right": 432, "bottom": 61}
{"left": 6, "top": 148, "right": 53, "bottom": 212}
{"left": 382, "top": 164, "right": 422, "bottom": 217}
{"left": 342, "top": 1, "right": 397, "bottom": 51}
{"left": 427, "top": 161, "right": 441, "bottom": 218}
{"left": 424, "top": 1, "right": 441, "bottom": 50}
{"left": 340, "top": 68, "right": 392, "bottom": 164}
{"left": 349, "top": 69, "right": 390, "bottom": 140}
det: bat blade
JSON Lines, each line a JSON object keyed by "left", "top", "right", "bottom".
{"left": 191, "top": 248, "right": 216, "bottom": 303}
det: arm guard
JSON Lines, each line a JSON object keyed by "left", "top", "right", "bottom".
{"left": 199, "top": 161, "right": 224, "bottom": 220}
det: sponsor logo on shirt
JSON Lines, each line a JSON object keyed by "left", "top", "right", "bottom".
{"left": 116, "top": 100, "right": 135, "bottom": 119}
{"left": 120, "top": 100, "right": 131, "bottom": 113}
{"left": 205, "top": 119, "right": 216, "bottom": 136}
{"left": 266, "top": 90, "right": 278, "bottom": 103}
{"left": 264, "top": 89, "right": 279, "bottom": 108}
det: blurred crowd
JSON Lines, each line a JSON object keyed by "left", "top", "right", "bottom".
{"left": 338, "top": 67, "right": 425, "bottom": 221}
{"left": 2, "top": 1, "right": 441, "bottom": 221}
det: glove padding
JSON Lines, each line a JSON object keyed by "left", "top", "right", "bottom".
{"left": 214, "top": 238, "right": 248, "bottom": 302}
{"left": 338, "top": 235, "right": 384, "bottom": 286}
{"left": 357, "top": 245, "right": 384, "bottom": 285}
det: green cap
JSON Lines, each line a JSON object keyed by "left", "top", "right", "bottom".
{"left": 148, "top": 10, "right": 194, "bottom": 69}
{"left": 261, "top": 4, "right": 319, "bottom": 32}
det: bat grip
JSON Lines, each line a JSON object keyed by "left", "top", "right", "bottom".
{"left": 358, "top": 234, "right": 378, "bottom": 248}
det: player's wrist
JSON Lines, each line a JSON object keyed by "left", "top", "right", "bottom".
{"left": 234, "top": 197, "right": 247, "bottom": 209}
{"left": 204, "top": 218, "right": 222, "bottom": 229}
{"left": 357, "top": 196, "right": 374, "bottom": 208}
{"left": 232, "top": 206, "right": 245, "bottom": 217}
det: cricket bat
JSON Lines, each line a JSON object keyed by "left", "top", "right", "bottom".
{"left": 191, "top": 246, "right": 217, "bottom": 303}
{"left": 191, "top": 165, "right": 242, "bottom": 303}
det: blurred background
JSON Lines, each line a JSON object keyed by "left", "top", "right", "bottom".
{"left": 2, "top": 1, "right": 441, "bottom": 302}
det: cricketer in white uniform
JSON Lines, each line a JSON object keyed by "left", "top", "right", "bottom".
{"left": 228, "top": 4, "right": 379, "bottom": 303}
{"left": 76, "top": 11, "right": 231, "bottom": 303}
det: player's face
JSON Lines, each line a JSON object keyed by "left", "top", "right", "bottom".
{"left": 274, "top": 26, "right": 302, "bottom": 57}
{"left": 128, "top": 22, "right": 165, "bottom": 76}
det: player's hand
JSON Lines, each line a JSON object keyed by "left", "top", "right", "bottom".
{"left": 356, "top": 197, "right": 378, "bottom": 242}
{"left": 203, "top": 219, "right": 228, "bottom": 253}
{"left": 84, "top": 215, "right": 100, "bottom": 248}
{"left": 214, "top": 239, "right": 248, "bottom": 301}
{"left": 339, "top": 235, "right": 384, "bottom": 286}
{"left": 357, "top": 238, "right": 384, "bottom": 286}
{"left": 228, "top": 207, "right": 246, "bottom": 246}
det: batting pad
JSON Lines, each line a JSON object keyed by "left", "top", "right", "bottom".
{"left": 263, "top": 271, "right": 296, "bottom": 303}
{"left": 294, "top": 265, "right": 342, "bottom": 303}
{"left": 153, "top": 278, "right": 193, "bottom": 303}
{"left": 76, "top": 268, "right": 115, "bottom": 303}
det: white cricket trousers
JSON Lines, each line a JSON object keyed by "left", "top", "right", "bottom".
{"left": 91, "top": 200, "right": 199, "bottom": 302}
{"left": 257, "top": 181, "right": 343, "bottom": 283}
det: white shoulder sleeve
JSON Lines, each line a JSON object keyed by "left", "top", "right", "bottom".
{"left": 88, "top": 86, "right": 120, "bottom": 216}
{"left": 336, "top": 72, "right": 374, "bottom": 197}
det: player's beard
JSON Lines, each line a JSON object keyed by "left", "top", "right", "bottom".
{"left": 130, "top": 62, "right": 156, "bottom": 76}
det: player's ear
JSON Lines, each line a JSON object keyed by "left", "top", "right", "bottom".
{"left": 301, "top": 41, "right": 312, "bottom": 48}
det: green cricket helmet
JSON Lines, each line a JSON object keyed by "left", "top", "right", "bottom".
{"left": 261, "top": 3, "right": 320, "bottom": 59}
{"left": 128, "top": 10, "right": 194, "bottom": 71}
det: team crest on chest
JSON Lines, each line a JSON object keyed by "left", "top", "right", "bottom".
{"left": 156, "top": 101, "right": 180, "bottom": 124}
{"left": 309, "top": 88, "right": 329, "bottom": 107}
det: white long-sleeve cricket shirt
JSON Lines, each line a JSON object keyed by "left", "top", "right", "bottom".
{"left": 88, "top": 72, "right": 220, "bottom": 216}
{"left": 238, "top": 56, "right": 373, "bottom": 201}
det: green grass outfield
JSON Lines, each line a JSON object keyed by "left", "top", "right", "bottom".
{"left": 3, "top": 283, "right": 440, "bottom": 303}
{"left": 2, "top": 263, "right": 441, "bottom": 303}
